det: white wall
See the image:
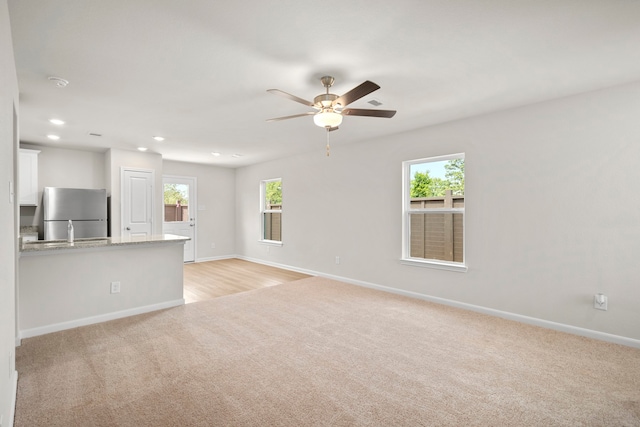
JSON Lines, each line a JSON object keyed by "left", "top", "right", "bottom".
{"left": 107, "top": 148, "right": 163, "bottom": 237}
{"left": 162, "top": 160, "right": 236, "bottom": 260}
{"left": 0, "top": 0, "right": 18, "bottom": 422}
{"left": 236, "top": 81, "right": 640, "bottom": 343}
{"left": 19, "top": 144, "right": 106, "bottom": 234}
{"left": 19, "top": 243, "right": 184, "bottom": 337}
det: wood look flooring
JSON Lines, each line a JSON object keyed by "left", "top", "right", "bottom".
{"left": 183, "top": 258, "right": 312, "bottom": 303}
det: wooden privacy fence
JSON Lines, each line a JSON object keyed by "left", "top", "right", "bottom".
{"left": 164, "top": 204, "right": 189, "bottom": 222}
{"left": 264, "top": 204, "right": 282, "bottom": 241}
{"left": 410, "top": 191, "right": 464, "bottom": 262}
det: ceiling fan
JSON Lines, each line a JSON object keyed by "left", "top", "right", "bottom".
{"left": 266, "top": 76, "right": 396, "bottom": 131}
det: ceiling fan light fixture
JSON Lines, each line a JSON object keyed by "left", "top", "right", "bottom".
{"left": 314, "top": 110, "right": 343, "bottom": 128}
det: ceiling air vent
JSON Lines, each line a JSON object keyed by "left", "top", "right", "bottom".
{"left": 48, "top": 76, "right": 69, "bottom": 88}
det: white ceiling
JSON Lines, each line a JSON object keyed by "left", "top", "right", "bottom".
{"left": 8, "top": 0, "right": 640, "bottom": 167}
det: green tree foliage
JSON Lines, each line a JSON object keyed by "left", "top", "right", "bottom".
{"left": 265, "top": 180, "right": 282, "bottom": 206}
{"left": 444, "top": 158, "right": 465, "bottom": 195}
{"left": 410, "top": 171, "right": 431, "bottom": 198}
{"left": 164, "top": 184, "right": 189, "bottom": 205}
{"left": 410, "top": 159, "right": 465, "bottom": 198}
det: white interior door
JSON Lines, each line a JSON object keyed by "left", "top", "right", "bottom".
{"left": 162, "top": 175, "right": 196, "bottom": 262}
{"left": 122, "top": 169, "right": 154, "bottom": 238}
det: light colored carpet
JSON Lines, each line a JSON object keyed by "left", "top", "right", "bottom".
{"left": 15, "top": 277, "right": 640, "bottom": 426}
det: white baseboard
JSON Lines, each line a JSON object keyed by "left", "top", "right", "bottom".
{"left": 195, "top": 254, "right": 236, "bottom": 263}
{"left": 236, "top": 255, "right": 318, "bottom": 276}
{"left": 333, "top": 275, "right": 640, "bottom": 349}
{"left": 236, "top": 256, "right": 640, "bottom": 349}
{"left": 10, "top": 370, "right": 17, "bottom": 426}
{"left": 18, "top": 299, "right": 185, "bottom": 342}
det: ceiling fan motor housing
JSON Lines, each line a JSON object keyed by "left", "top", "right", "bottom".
{"left": 314, "top": 93, "right": 339, "bottom": 109}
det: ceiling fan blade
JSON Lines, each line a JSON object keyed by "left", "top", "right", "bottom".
{"left": 266, "top": 112, "right": 315, "bottom": 122}
{"left": 341, "top": 108, "right": 396, "bottom": 118}
{"left": 267, "top": 89, "right": 314, "bottom": 107}
{"left": 334, "top": 81, "right": 380, "bottom": 108}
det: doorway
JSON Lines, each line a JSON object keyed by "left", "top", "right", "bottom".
{"left": 122, "top": 168, "right": 154, "bottom": 238}
{"left": 163, "top": 175, "right": 196, "bottom": 263}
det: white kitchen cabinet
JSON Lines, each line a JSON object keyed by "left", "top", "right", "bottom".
{"left": 19, "top": 148, "right": 40, "bottom": 206}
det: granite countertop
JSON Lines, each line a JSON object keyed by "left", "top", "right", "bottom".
{"left": 20, "top": 226, "right": 38, "bottom": 236}
{"left": 20, "top": 234, "right": 189, "bottom": 253}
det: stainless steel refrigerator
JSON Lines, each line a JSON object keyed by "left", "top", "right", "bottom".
{"left": 43, "top": 187, "right": 108, "bottom": 240}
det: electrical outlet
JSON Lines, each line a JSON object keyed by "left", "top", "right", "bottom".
{"left": 594, "top": 293, "right": 608, "bottom": 311}
{"left": 211, "top": 243, "right": 215, "bottom": 249}
{"left": 335, "top": 256, "right": 340, "bottom": 265}
{"left": 110, "top": 281, "right": 121, "bottom": 294}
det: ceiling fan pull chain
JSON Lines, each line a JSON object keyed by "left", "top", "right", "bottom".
{"left": 326, "top": 128, "right": 331, "bottom": 156}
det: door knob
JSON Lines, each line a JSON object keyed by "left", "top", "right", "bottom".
{"left": 126, "top": 227, "right": 131, "bottom": 230}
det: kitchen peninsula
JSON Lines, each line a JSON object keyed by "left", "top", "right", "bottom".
{"left": 18, "top": 234, "right": 189, "bottom": 342}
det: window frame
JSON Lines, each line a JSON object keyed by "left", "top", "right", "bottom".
{"left": 260, "top": 178, "right": 283, "bottom": 246}
{"left": 401, "top": 153, "right": 467, "bottom": 272}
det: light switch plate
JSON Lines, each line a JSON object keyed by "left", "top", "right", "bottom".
{"left": 110, "top": 281, "right": 121, "bottom": 294}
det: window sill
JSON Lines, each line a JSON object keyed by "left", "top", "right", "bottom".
{"left": 259, "top": 240, "right": 283, "bottom": 247}
{"left": 400, "top": 258, "right": 468, "bottom": 273}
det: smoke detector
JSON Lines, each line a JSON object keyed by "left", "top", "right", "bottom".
{"left": 48, "top": 76, "right": 69, "bottom": 88}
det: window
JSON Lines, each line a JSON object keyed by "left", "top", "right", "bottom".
{"left": 260, "top": 178, "right": 282, "bottom": 243}
{"left": 163, "top": 182, "right": 190, "bottom": 223}
{"left": 402, "top": 154, "right": 466, "bottom": 271}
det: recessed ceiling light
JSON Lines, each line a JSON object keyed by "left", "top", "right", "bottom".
{"left": 137, "top": 147, "right": 148, "bottom": 152}
{"left": 211, "top": 152, "right": 221, "bottom": 157}
{"left": 49, "top": 119, "right": 65, "bottom": 125}
{"left": 153, "top": 136, "right": 165, "bottom": 142}
{"left": 231, "top": 154, "right": 243, "bottom": 158}
{"left": 47, "top": 134, "right": 60, "bottom": 140}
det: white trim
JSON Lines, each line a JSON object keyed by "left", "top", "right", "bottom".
{"left": 162, "top": 174, "right": 197, "bottom": 262}
{"left": 18, "top": 298, "right": 184, "bottom": 340}
{"left": 236, "top": 256, "right": 640, "bottom": 349}
{"left": 236, "top": 255, "right": 317, "bottom": 277}
{"left": 195, "top": 254, "right": 236, "bottom": 263}
{"left": 10, "top": 370, "right": 17, "bottom": 426}
{"left": 260, "top": 178, "right": 282, "bottom": 243}
{"left": 259, "top": 240, "right": 283, "bottom": 247}
{"left": 402, "top": 153, "right": 466, "bottom": 268}
{"left": 408, "top": 207, "right": 464, "bottom": 214}
{"left": 405, "top": 153, "right": 465, "bottom": 167}
{"left": 400, "top": 258, "right": 468, "bottom": 272}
